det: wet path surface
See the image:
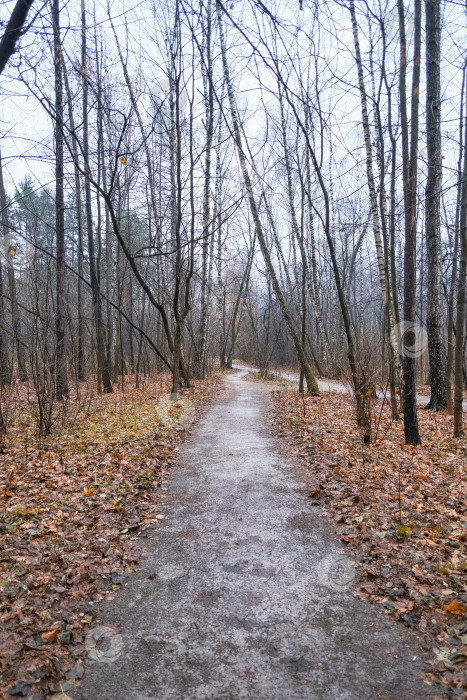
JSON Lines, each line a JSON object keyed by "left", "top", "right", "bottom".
{"left": 75, "top": 370, "right": 435, "bottom": 700}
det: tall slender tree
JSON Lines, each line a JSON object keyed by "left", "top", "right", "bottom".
{"left": 454, "top": 86, "right": 467, "bottom": 436}
{"left": 425, "top": 0, "right": 446, "bottom": 411}
{"left": 194, "top": 0, "right": 214, "bottom": 380}
{"left": 52, "top": 0, "right": 68, "bottom": 400}
{"left": 216, "top": 2, "right": 319, "bottom": 395}
{"left": 350, "top": 0, "right": 400, "bottom": 417}
{"left": 0, "top": 152, "right": 27, "bottom": 382}
{"left": 81, "top": 0, "right": 112, "bottom": 393}
{"left": 399, "top": 0, "right": 421, "bottom": 445}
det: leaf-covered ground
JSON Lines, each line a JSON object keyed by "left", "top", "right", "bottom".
{"left": 271, "top": 389, "right": 466, "bottom": 697}
{"left": 0, "top": 374, "right": 218, "bottom": 699}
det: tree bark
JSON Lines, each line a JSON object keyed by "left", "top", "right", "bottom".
{"left": 0, "top": 256, "right": 9, "bottom": 385}
{"left": 399, "top": 0, "right": 421, "bottom": 445}
{"left": 194, "top": 0, "right": 214, "bottom": 379}
{"left": 63, "top": 66, "right": 85, "bottom": 381}
{"left": 0, "top": 158, "right": 11, "bottom": 385}
{"left": 0, "top": 0, "right": 35, "bottom": 76}
{"left": 81, "top": 0, "right": 112, "bottom": 393}
{"left": 0, "top": 151, "right": 27, "bottom": 382}
{"left": 446, "top": 61, "right": 466, "bottom": 413}
{"left": 424, "top": 0, "right": 446, "bottom": 410}
{"left": 454, "top": 83, "right": 467, "bottom": 436}
{"left": 52, "top": 0, "right": 69, "bottom": 400}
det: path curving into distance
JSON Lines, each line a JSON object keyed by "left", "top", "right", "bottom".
{"left": 267, "top": 365, "right": 467, "bottom": 410}
{"left": 75, "top": 369, "right": 436, "bottom": 700}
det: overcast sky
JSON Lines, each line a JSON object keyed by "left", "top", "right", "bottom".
{"left": 0, "top": 0, "right": 465, "bottom": 218}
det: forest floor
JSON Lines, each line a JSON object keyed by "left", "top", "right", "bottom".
{"left": 1, "top": 368, "right": 465, "bottom": 699}
{"left": 272, "top": 389, "right": 466, "bottom": 696}
{"left": 67, "top": 368, "right": 438, "bottom": 700}
{"left": 0, "top": 373, "right": 219, "bottom": 699}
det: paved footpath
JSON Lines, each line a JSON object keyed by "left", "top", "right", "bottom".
{"left": 75, "top": 369, "right": 436, "bottom": 700}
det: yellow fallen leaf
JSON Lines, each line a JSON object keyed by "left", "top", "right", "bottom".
{"left": 119, "top": 156, "right": 127, "bottom": 165}
{"left": 444, "top": 601, "right": 467, "bottom": 615}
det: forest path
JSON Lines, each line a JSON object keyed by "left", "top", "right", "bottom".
{"left": 75, "top": 369, "right": 435, "bottom": 700}
{"left": 267, "top": 366, "right": 467, "bottom": 410}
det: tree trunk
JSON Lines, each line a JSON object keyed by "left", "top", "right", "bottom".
{"left": 194, "top": 0, "right": 214, "bottom": 379}
{"left": 52, "top": 0, "right": 69, "bottom": 400}
{"left": 446, "top": 61, "right": 466, "bottom": 413}
{"left": 266, "top": 37, "right": 363, "bottom": 409}
{"left": 227, "top": 236, "right": 255, "bottom": 368}
{"left": 81, "top": 0, "right": 112, "bottom": 393}
{"left": 278, "top": 85, "right": 329, "bottom": 370}
{"left": 0, "top": 0, "right": 35, "bottom": 76}
{"left": 0, "top": 159, "right": 10, "bottom": 385}
{"left": 425, "top": 0, "right": 446, "bottom": 410}
{"left": 454, "top": 83, "right": 467, "bottom": 436}
{"left": 399, "top": 0, "right": 421, "bottom": 445}
{"left": 63, "top": 67, "right": 85, "bottom": 381}
{"left": 350, "top": 0, "right": 400, "bottom": 403}
{"left": 0, "top": 151, "right": 27, "bottom": 382}
{"left": 0, "top": 257, "right": 9, "bottom": 385}
{"left": 217, "top": 4, "right": 319, "bottom": 395}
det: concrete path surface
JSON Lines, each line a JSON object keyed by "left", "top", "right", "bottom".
{"left": 75, "top": 369, "right": 436, "bottom": 700}
{"left": 273, "top": 366, "right": 467, "bottom": 410}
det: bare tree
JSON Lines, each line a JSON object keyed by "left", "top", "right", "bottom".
{"left": 0, "top": 152, "right": 27, "bottom": 382}
{"left": 454, "top": 84, "right": 467, "bottom": 436}
{"left": 399, "top": 0, "right": 421, "bottom": 445}
{"left": 52, "top": 0, "right": 68, "bottom": 400}
{"left": 217, "top": 1, "right": 319, "bottom": 395}
{"left": 424, "top": 0, "right": 446, "bottom": 411}
{"left": 0, "top": 0, "right": 35, "bottom": 76}
{"left": 81, "top": 0, "right": 112, "bottom": 393}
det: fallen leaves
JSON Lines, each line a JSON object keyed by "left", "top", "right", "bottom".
{"left": 444, "top": 602, "right": 467, "bottom": 616}
{"left": 40, "top": 630, "right": 58, "bottom": 644}
{"left": 0, "top": 374, "right": 218, "bottom": 698}
{"left": 271, "top": 388, "right": 467, "bottom": 695}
